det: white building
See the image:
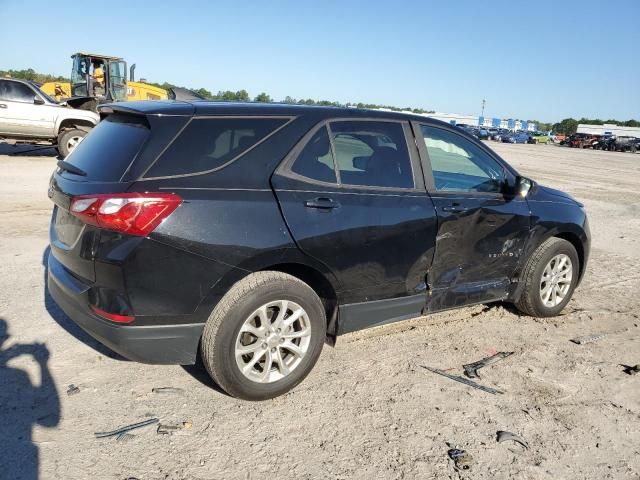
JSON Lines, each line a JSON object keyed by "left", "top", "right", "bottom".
{"left": 577, "top": 123, "right": 640, "bottom": 137}
{"left": 376, "top": 108, "right": 538, "bottom": 131}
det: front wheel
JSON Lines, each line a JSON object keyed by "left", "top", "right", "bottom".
{"left": 57, "top": 128, "right": 87, "bottom": 157}
{"left": 201, "top": 271, "right": 326, "bottom": 400}
{"left": 514, "top": 238, "right": 580, "bottom": 317}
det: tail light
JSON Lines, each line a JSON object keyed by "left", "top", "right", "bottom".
{"left": 90, "top": 305, "right": 134, "bottom": 323}
{"left": 69, "top": 192, "right": 182, "bottom": 237}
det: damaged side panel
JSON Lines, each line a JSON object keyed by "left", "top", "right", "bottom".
{"left": 426, "top": 194, "right": 531, "bottom": 312}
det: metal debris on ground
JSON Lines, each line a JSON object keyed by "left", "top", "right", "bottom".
{"left": 157, "top": 424, "right": 181, "bottom": 435}
{"left": 496, "top": 430, "right": 529, "bottom": 449}
{"left": 151, "top": 387, "right": 185, "bottom": 394}
{"left": 66, "top": 384, "right": 80, "bottom": 396}
{"left": 421, "top": 365, "right": 504, "bottom": 395}
{"left": 621, "top": 364, "right": 640, "bottom": 375}
{"left": 463, "top": 351, "right": 514, "bottom": 379}
{"left": 156, "top": 421, "right": 193, "bottom": 434}
{"left": 116, "top": 433, "right": 136, "bottom": 443}
{"left": 447, "top": 448, "right": 473, "bottom": 471}
{"left": 94, "top": 418, "right": 159, "bottom": 439}
{"left": 570, "top": 334, "right": 606, "bottom": 345}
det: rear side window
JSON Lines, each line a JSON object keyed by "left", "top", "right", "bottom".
{"left": 290, "top": 126, "right": 336, "bottom": 183}
{"left": 330, "top": 121, "right": 413, "bottom": 189}
{"left": 63, "top": 114, "right": 150, "bottom": 181}
{"left": 145, "top": 117, "right": 288, "bottom": 178}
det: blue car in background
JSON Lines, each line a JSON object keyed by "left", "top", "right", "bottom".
{"left": 502, "top": 132, "right": 531, "bottom": 144}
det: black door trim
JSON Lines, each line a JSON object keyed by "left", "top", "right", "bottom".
{"left": 337, "top": 293, "right": 426, "bottom": 335}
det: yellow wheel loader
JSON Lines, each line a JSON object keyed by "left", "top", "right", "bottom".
{"left": 40, "top": 52, "right": 168, "bottom": 111}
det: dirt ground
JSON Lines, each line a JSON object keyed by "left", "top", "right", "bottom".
{"left": 0, "top": 142, "right": 639, "bottom": 480}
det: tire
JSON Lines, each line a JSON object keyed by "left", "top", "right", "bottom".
{"left": 514, "top": 237, "right": 580, "bottom": 317}
{"left": 201, "top": 271, "right": 326, "bottom": 400}
{"left": 57, "top": 128, "right": 87, "bottom": 157}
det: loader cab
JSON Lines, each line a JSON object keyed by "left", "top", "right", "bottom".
{"left": 70, "top": 53, "right": 127, "bottom": 109}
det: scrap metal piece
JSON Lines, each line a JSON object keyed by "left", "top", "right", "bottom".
{"left": 448, "top": 448, "right": 473, "bottom": 471}
{"left": 66, "top": 384, "right": 80, "bottom": 396}
{"left": 570, "top": 334, "right": 606, "bottom": 345}
{"left": 94, "top": 418, "right": 159, "bottom": 439}
{"left": 463, "top": 351, "right": 514, "bottom": 379}
{"left": 157, "top": 424, "right": 181, "bottom": 435}
{"left": 421, "top": 365, "right": 504, "bottom": 395}
{"left": 116, "top": 433, "right": 136, "bottom": 443}
{"left": 152, "top": 387, "right": 185, "bottom": 394}
{"left": 496, "top": 430, "right": 529, "bottom": 449}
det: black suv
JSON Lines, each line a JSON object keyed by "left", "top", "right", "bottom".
{"left": 48, "top": 101, "right": 590, "bottom": 400}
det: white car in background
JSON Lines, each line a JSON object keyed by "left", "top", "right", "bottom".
{"left": 0, "top": 77, "right": 99, "bottom": 157}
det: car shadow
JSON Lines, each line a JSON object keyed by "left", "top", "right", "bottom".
{"left": 42, "top": 247, "right": 124, "bottom": 360}
{"left": 0, "top": 144, "right": 58, "bottom": 157}
{"left": 180, "top": 344, "right": 229, "bottom": 396}
{"left": 0, "top": 317, "right": 60, "bottom": 480}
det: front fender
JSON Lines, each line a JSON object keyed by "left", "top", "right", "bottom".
{"left": 509, "top": 187, "right": 590, "bottom": 301}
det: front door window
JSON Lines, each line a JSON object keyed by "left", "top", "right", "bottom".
{"left": 420, "top": 125, "right": 505, "bottom": 193}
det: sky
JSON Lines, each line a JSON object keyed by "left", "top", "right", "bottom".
{"left": 1, "top": 0, "right": 638, "bottom": 123}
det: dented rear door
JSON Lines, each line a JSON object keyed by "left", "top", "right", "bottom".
{"left": 414, "top": 122, "right": 531, "bottom": 311}
{"left": 426, "top": 194, "right": 530, "bottom": 310}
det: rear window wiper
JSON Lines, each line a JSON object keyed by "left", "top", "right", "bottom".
{"left": 57, "top": 160, "right": 87, "bottom": 177}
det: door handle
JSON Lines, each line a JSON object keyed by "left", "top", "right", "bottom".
{"left": 442, "top": 205, "right": 467, "bottom": 213}
{"left": 305, "top": 197, "right": 340, "bottom": 210}
{"left": 0, "top": 104, "right": 7, "bottom": 109}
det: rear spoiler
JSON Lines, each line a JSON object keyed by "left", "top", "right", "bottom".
{"left": 98, "top": 100, "right": 195, "bottom": 119}
{"left": 167, "top": 87, "right": 207, "bottom": 101}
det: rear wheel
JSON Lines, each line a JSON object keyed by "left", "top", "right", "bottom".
{"left": 201, "top": 271, "right": 326, "bottom": 400}
{"left": 57, "top": 128, "right": 87, "bottom": 157}
{"left": 515, "top": 238, "right": 579, "bottom": 317}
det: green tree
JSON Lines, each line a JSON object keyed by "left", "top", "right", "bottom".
{"left": 552, "top": 118, "right": 579, "bottom": 135}
{"left": 194, "top": 87, "right": 213, "bottom": 99}
{"left": 254, "top": 92, "right": 272, "bottom": 103}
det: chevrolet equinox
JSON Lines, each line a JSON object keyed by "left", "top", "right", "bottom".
{"left": 48, "top": 101, "right": 590, "bottom": 400}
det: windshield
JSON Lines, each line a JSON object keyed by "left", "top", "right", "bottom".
{"left": 30, "top": 82, "right": 57, "bottom": 104}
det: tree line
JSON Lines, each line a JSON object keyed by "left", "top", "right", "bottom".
{"left": 3, "top": 68, "right": 638, "bottom": 131}
{"left": 147, "top": 81, "right": 435, "bottom": 114}
{"left": 549, "top": 118, "right": 640, "bottom": 135}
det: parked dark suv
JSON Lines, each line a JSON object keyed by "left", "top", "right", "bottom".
{"left": 48, "top": 101, "right": 590, "bottom": 400}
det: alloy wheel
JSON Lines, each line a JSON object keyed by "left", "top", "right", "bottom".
{"left": 235, "top": 300, "right": 311, "bottom": 383}
{"left": 67, "top": 135, "right": 84, "bottom": 152}
{"left": 540, "top": 254, "right": 573, "bottom": 307}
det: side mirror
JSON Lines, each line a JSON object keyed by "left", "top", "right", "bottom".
{"left": 34, "top": 96, "right": 45, "bottom": 105}
{"left": 516, "top": 176, "right": 533, "bottom": 197}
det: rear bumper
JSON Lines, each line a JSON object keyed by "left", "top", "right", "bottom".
{"left": 47, "top": 253, "right": 203, "bottom": 364}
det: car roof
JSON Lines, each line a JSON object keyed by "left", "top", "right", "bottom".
{"left": 99, "top": 100, "right": 454, "bottom": 127}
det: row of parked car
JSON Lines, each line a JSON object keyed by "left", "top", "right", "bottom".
{"left": 456, "top": 125, "right": 552, "bottom": 144}
{"left": 457, "top": 125, "right": 640, "bottom": 153}
{"left": 559, "top": 133, "right": 640, "bottom": 153}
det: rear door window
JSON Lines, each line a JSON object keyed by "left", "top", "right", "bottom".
{"left": 290, "top": 126, "right": 337, "bottom": 184}
{"left": 62, "top": 113, "right": 150, "bottom": 181}
{"left": 145, "top": 117, "right": 289, "bottom": 178}
{"left": 330, "top": 121, "right": 414, "bottom": 189}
